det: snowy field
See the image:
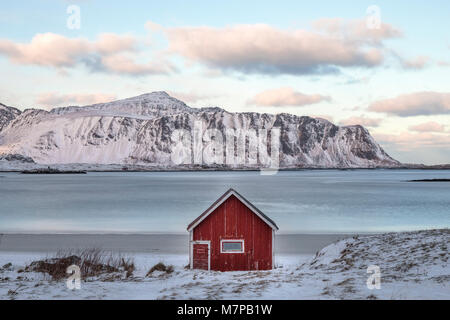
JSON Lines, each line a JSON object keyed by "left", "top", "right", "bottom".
{"left": 0, "top": 229, "right": 448, "bottom": 300}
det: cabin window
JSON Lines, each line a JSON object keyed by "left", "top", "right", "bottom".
{"left": 221, "top": 240, "right": 244, "bottom": 253}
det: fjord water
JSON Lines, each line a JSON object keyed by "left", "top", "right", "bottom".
{"left": 0, "top": 170, "right": 449, "bottom": 234}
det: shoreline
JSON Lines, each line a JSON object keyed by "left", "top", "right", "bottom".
{"left": 408, "top": 178, "right": 450, "bottom": 182}
{"left": 0, "top": 231, "right": 378, "bottom": 235}
{"left": 0, "top": 233, "right": 357, "bottom": 255}
{"left": 1, "top": 166, "right": 450, "bottom": 173}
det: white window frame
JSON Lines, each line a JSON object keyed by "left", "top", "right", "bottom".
{"left": 220, "top": 239, "right": 245, "bottom": 254}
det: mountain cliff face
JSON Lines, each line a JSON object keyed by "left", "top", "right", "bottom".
{"left": 0, "top": 103, "right": 21, "bottom": 132}
{"left": 0, "top": 92, "right": 399, "bottom": 168}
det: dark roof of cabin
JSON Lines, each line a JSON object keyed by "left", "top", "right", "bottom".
{"left": 187, "top": 188, "right": 279, "bottom": 231}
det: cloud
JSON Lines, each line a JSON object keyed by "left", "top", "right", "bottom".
{"left": 101, "top": 54, "right": 174, "bottom": 75}
{"left": 163, "top": 19, "right": 401, "bottom": 75}
{"left": 369, "top": 92, "right": 450, "bottom": 116}
{"left": 168, "top": 91, "right": 217, "bottom": 104}
{"left": 309, "top": 114, "right": 334, "bottom": 122}
{"left": 36, "top": 92, "right": 116, "bottom": 107}
{"left": 248, "top": 87, "right": 330, "bottom": 107}
{"left": 145, "top": 21, "right": 163, "bottom": 32}
{"left": 0, "top": 19, "right": 409, "bottom": 77}
{"left": 400, "top": 55, "right": 429, "bottom": 70}
{"left": 437, "top": 60, "right": 450, "bottom": 67}
{"left": 409, "top": 121, "right": 446, "bottom": 133}
{"left": 0, "top": 32, "right": 170, "bottom": 76}
{"left": 375, "top": 132, "right": 450, "bottom": 151}
{"left": 95, "top": 33, "right": 136, "bottom": 54}
{"left": 312, "top": 18, "right": 401, "bottom": 44}
{"left": 0, "top": 33, "right": 91, "bottom": 67}
{"left": 339, "top": 115, "right": 382, "bottom": 127}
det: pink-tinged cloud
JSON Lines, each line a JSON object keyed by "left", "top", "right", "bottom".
{"left": 101, "top": 54, "right": 174, "bottom": 75}
{"left": 437, "top": 60, "right": 450, "bottom": 67}
{"left": 36, "top": 93, "right": 116, "bottom": 107}
{"left": 369, "top": 92, "right": 450, "bottom": 116}
{"left": 375, "top": 132, "right": 450, "bottom": 151}
{"left": 164, "top": 19, "right": 400, "bottom": 75}
{"left": 248, "top": 87, "right": 330, "bottom": 107}
{"left": 312, "top": 18, "right": 402, "bottom": 44}
{"left": 168, "top": 91, "right": 217, "bottom": 104}
{"left": 409, "top": 121, "right": 446, "bottom": 133}
{"left": 0, "top": 33, "right": 91, "bottom": 67}
{"left": 0, "top": 32, "right": 169, "bottom": 76}
{"left": 145, "top": 21, "right": 163, "bottom": 32}
{"left": 310, "top": 114, "right": 334, "bottom": 122}
{"left": 401, "top": 55, "right": 429, "bottom": 70}
{"left": 339, "top": 116, "right": 382, "bottom": 127}
{"left": 95, "top": 33, "right": 136, "bottom": 54}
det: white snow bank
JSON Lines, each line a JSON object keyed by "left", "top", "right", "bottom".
{"left": 0, "top": 230, "right": 448, "bottom": 300}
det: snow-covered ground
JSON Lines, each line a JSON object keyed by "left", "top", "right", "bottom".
{"left": 0, "top": 229, "right": 448, "bottom": 300}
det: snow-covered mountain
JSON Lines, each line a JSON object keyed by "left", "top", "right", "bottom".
{"left": 0, "top": 103, "right": 21, "bottom": 132}
{"left": 0, "top": 92, "right": 400, "bottom": 169}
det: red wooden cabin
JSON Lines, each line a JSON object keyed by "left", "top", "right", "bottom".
{"left": 187, "top": 188, "right": 279, "bottom": 271}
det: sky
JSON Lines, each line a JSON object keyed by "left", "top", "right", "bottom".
{"left": 0, "top": 0, "right": 449, "bottom": 164}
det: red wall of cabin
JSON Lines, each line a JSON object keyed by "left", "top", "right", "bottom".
{"left": 192, "top": 195, "right": 273, "bottom": 271}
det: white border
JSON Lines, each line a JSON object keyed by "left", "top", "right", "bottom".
{"left": 190, "top": 240, "right": 211, "bottom": 270}
{"left": 187, "top": 190, "right": 278, "bottom": 232}
{"left": 220, "top": 239, "right": 245, "bottom": 254}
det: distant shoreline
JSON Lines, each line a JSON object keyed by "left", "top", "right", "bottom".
{"left": 0, "top": 233, "right": 358, "bottom": 255}
{"left": 0, "top": 231, "right": 374, "bottom": 235}
{"left": 1, "top": 166, "right": 450, "bottom": 173}
{"left": 408, "top": 178, "right": 450, "bottom": 182}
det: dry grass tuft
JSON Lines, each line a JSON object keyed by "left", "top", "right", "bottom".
{"left": 146, "top": 262, "right": 174, "bottom": 277}
{"left": 25, "top": 248, "right": 135, "bottom": 280}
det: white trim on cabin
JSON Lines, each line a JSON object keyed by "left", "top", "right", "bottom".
{"left": 220, "top": 239, "right": 245, "bottom": 254}
{"left": 187, "top": 190, "right": 278, "bottom": 232}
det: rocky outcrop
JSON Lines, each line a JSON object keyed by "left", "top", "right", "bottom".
{"left": 0, "top": 103, "right": 21, "bottom": 132}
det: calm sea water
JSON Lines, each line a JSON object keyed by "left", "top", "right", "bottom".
{"left": 0, "top": 170, "right": 449, "bottom": 234}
